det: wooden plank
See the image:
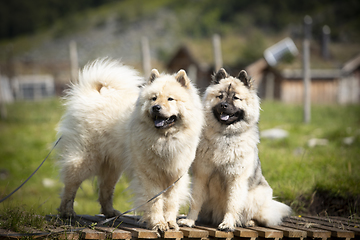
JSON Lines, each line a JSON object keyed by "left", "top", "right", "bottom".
{"left": 233, "top": 227, "right": 258, "bottom": 238}
{"left": 95, "top": 226, "right": 132, "bottom": 239}
{"left": 80, "top": 228, "right": 106, "bottom": 239}
{"left": 79, "top": 215, "right": 159, "bottom": 239}
{"left": 56, "top": 230, "right": 80, "bottom": 240}
{"left": 294, "top": 216, "right": 355, "bottom": 239}
{"left": 119, "top": 215, "right": 183, "bottom": 239}
{"left": 162, "top": 229, "right": 183, "bottom": 239}
{"left": 48, "top": 215, "right": 96, "bottom": 228}
{"left": 48, "top": 227, "right": 81, "bottom": 240}
{"left": 282, "top": 219, "right": 331, "bottom": 239}
{"left": 4, "top": 214, "right": 356, "bottom": 240}
{"left": 305, "top": 215, "right": 360, "bottom": 233}
{"left": 0, "top": 227, "right": 66, "bottom": 239}
{"left": 179, "top": 226, "right": 209, "bottom": 239}
{"left": 248, "top": 226, "right": 283, "bottom": 239}
{"left": 117, "top": 225, "right": 159, "bottom": 239}
{"left": 269, "top": 225, "right": 307, "bottom": 239}
{"left": 195, "top": 225, "right": 234, "bottom": 238}
{"left": 329, "top": 216, "right": 360, "bottom": 224}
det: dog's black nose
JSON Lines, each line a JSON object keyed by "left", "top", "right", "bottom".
{"left": 152, "top": 105, "right": 161, "bottom": 112}
{"left": 220, "top": 102, "right": 228, "bottom": 109}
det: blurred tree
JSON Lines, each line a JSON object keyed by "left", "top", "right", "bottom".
{"left": 0, "top": 0, "right": 118, "bottom": 39}
{"left": 0, "top": 0, "right": 359, "bottom": 41}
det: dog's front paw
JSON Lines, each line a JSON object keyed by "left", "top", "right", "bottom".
{"left": 218, "top": 217, "right": 236, "bottom": 232}
{"left": 218, "top": 222, "right": 235, "bottom": 232}
{"left": 167, "top": 220, "right": 179, "bottom": 230}
{"left": 58, "top": 207, "right": 76, "bottom": 219}
{"left": 148, "top": 220, "right": 169, "bottom": 233}
{"left": 59, "top": 210, "right": 76, "bottom": 218}
{"left": 177, "top": 218, "right": 195, "bottom": 228}
{"left": 245, "top": 220, "right": 256, "bottom": 227}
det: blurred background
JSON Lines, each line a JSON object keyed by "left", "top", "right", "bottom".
{"left": 0, "top": 0, "right": 359, "bottom": 218}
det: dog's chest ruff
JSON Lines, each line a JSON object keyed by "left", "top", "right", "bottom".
{"left": 204, "top": 134, "right": 252, "bottom": 175}
{"left": 150, "top": 134, "right": 181, "bottom": 158}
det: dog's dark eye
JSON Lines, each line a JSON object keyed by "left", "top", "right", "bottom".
{"left": 168, "top": 97, "right": 174, "bottom": 101}
{"left": 152, "top": 96, "right": 157, "bottom": 101}
{"left": 233, "top": 96, "right": 241, "bottom": 101}
{"left": 217, "top": 94, "right": 224, "bottom": 99}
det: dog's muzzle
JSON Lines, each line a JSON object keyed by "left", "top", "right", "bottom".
{"left": 151, "top": 105, "right": 177, "bottom": 129}
{"left": 213, "top": 102, "right": 244, "bottom": 125}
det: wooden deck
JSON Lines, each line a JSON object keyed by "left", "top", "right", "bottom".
{"left": 0, "top": 214, "right": 359, "bottom": 240}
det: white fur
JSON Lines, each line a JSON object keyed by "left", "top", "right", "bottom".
{"left": 57, "top": 58, "right": 143, "bottom": 218}
{"left": 178, "top": 72, "right": 291, "bottom": 231}
{"left": 57, "top": 59, "right": 204, "bottom": 232}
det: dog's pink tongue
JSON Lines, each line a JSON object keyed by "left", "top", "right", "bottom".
{"left": 220, "top": 114, "right": 229, "bottom": 121}
{"left": 154, "top": 119, "right": 165, "bottom": 128}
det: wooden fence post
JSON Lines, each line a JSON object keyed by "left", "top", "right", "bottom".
{"left": 321, "top": 25, "right": 331, "bottom": 60}
{"left": 141, "top": 37, "right": 151, "bottom": 78}
{"left": 303, "top": 15, "right": 312, "bottom": 123}
{"left": 69, "top": 41, "right": 79, "bottom": 83}
{"left": 265, "top": 72, "right": 275, "bottom": 101}
{"left": 212, "top": 34, "right": 223, "bottom": 72}
{"left": 0, "top": 73, "right": 7, "bottom": 120}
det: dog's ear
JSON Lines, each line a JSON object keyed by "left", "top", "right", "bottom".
{"left": 175, "top": 69, "right": 190, "bottom": 88}
{"left": 212, "top": 68, "right": 228, "bottom": 84}
{"left": 237, "top": 70, "right": 253, "bottom": 89}
{"left": 148, "top": 69, "right": 160, "bottom": 84}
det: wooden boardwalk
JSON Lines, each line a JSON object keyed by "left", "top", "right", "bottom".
{"left": 0, "top": 214, "right": 359, "bottom": 240}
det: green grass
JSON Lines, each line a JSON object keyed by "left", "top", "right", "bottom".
{"left": 258, "top": 101, "right": 360, "bottom": 213}
{"left": 0, "top": 203, "right": 47, "bottom": 233}
{"left": 0, "top": 99, "right": 359, "bottom": 220}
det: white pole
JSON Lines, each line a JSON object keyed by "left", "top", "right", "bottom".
{"left": 265, "top": 72, "right": 275, "bottom": 101}
{"left": 141, "top": 37, "right": 151, "bottom": 78}
{"left": 303, "top": 15, "right": 312, "bottom": 123}
{"left": 69, "top": 41, "right": 79, "bottom": 83}
{"left": 0, "top": 73, "right": 7, "bottom": 119}
{"left": 212, "top": 34, "right": 223, "bottom": 72}
{"left": 321, "top": 25, "right": 331, "bottom": 60}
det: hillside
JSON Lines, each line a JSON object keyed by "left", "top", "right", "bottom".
{"left": 0, "top": 0, "right": 360, "bottom": 76}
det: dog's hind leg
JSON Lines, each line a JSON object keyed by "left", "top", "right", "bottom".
{"left": 98, "top": 162, "right": 123, "bottom": 217}
{"left": 59, "top": 180, "right": 82, "bottom": 218}
{"left": 59, "top": 160, "right": 92, "bottom": 218}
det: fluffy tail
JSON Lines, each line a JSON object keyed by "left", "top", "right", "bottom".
{"left": 57, "top": 58, "right": 144, "bottom": 152}
{"left": 256, "top": 199, "right": 292, "bottom": 226}
{"left": 67, "top": 58, "right": 143, "bottom": 96}
{"left": 255, "top": 200, "right": 291, "bottom": 226}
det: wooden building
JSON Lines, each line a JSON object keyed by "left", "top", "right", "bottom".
{"left": 12, "top": 74, "right": 55, "bottom": 100}
{"left": 339, "top": 53, "right": 360, "bottom": 104}
{"left": 280, "top": 69, "right": 341, "bottom": 104}
{"left": 167, "top": 45, "right": 213, "bottom": 93}
{"left": 246, "top": 54, "right": 360, "bottom": 104}
{"left": 167, "top": 44, "right": 360, "bottom": 104}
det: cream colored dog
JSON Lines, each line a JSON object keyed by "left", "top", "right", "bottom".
{"left": 57, "top": 59, "right": 143, "bottom": 218}
{"left": 127, "top": 68, "right": 203, "bottom": 232}
{"left": 178, "top": 68, "right": 291, "bottom": 231}
{"left": 57, "top": 58, "right": 204, "bottom": 232}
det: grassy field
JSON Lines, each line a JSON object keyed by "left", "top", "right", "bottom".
{"left": 0, "top": 98, "right": 359, "bottom": 218}
{"left": 259, "top": 102, "right": 360, "bottom": 215}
